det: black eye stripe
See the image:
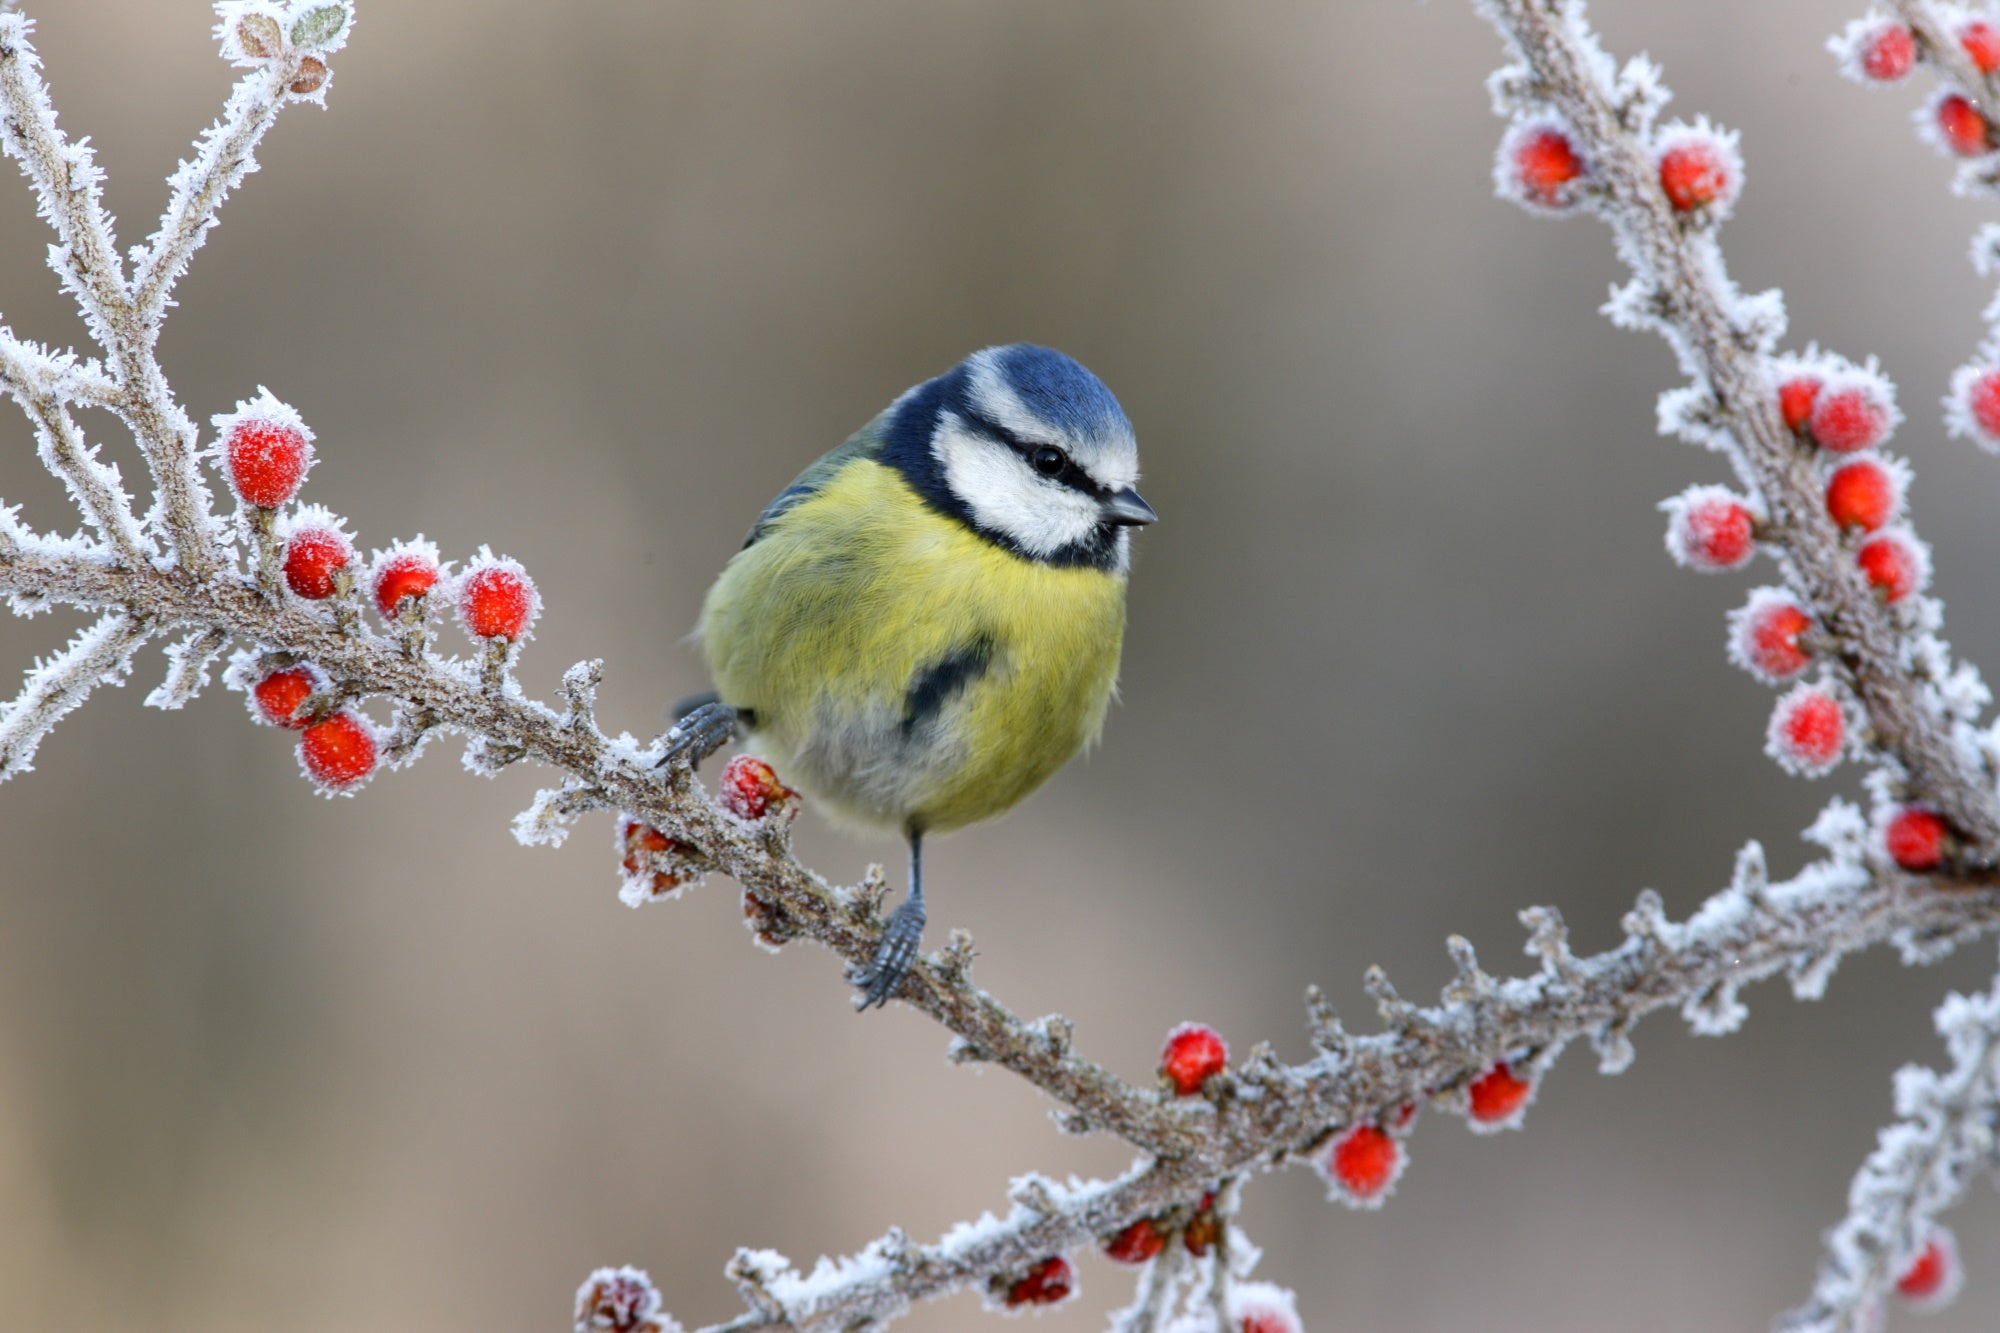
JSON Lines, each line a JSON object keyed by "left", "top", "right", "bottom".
{"left": 956, "top": 408, "right": 1107, "bottom": 497}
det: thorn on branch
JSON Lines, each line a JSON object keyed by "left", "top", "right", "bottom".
{"left": 143, "top": 625, "right": 227, "bottom": 710}
{"left": 936, "top": 926, "right": 976, "bottom": 983}
{"left": 1364, "top": 964, "right": 1417, "bottom": 1030}
{"left": 1443, "top": 934, "right": 1495, "bottom": 1004}
{"left": 1304, "top": 983, "right": 1351, "bottom": 1056}
{"left": 724, "top": 1248, "right": 792, "bottom": 1323}
{"left": 561, "top": 658, "right": 604, "bottom": 735}
{"left": 1034, "top": 1014, "right": 1073, "bottom": 1058}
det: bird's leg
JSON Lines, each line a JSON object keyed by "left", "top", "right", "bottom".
{"left": 657, "top": 695, "right": 737, "bottom": 769}
{"left": 853, "top": 828, "right": 926, "bottom": 1010}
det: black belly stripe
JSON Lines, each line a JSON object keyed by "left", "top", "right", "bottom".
{"left": 900, "top": 634, "right": 997, "bottom": 738}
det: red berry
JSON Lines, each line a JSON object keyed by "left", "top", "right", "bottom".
{"left": 1231, "top": 1287, "right": 1304, "bottom": 1333}
{"left": 574, "top": 1266, "right": 664, "bottom": 1333}
{"left": 1160, "top": 1022, "right": 1229, "bottom": 1096}
{"left": 718, "top": 754, "right": 796, "bottom": 822}
{"left": 283, "top": 523, "right": 353, "bottom": 599}
{"left": 1896, "top": 1230, "right": 1961, "bottom": 1309}
{"left": 299, "top": 710, "right": 375, "bottom": 790}
{"left": 1860, "top": 24, "right": 1917, "bottom": 81}
{"left": 456, "top": 557, "right": 539, "bottom": 641}
{"left": 1809, "top": 385, "right": 1892, "bottom": 453}
{"left": 1103, "top": 1217, "right": 1167, "bottom": 1265}
{"left": 221, "top": 415, "right": 313, "bottom": 508}
{"left": 1664, "top": 487, "right": 1756, "bottom": 572}
{"left": 1658, "top": 137, "right": 1733, "bottom": 212}
{"left": 1184, "top": 1192, "right": 1220, "bottom": 1257}
{"left": 1885, "top": 807, "right": 1950, "bottom": 871}
{"left": 371, "top": 546, "right": 441, "bottom": 620}
{"left": 1731, "top": 593, "right": 1815, "bottom": 682}
{"left": 1512, "top": 126, "right": 1583, "bottom": 207}
{"left": 1937, "top": 93, "right": 1993, "bottom": 156}
{"left": 1768, "top": 687, "right": 1846, "bottom": 777}
{"left": 1960, "top": 365, "right": 2000, "bottom": 442}
{"left": 1001, "top": 1255, "right": 1072, "bottom": 1308}
{"left": 1857, "top": 530, "right": 1925, "bottom": 602}
{"left": 252, "top": 665, "right": 321, "bottom": 729}
{"left": 1328, "top": 1124, "right": 1403, "bottom": 1203}
{"left": 1964, "top": 20, "right": 2000, "bottom": 74}
{"left": 1466, "top": 1062, "right": 1532, "bottom": 1125}
{"left": 1825, "top": 457, "right": 1899, "bottom": 532}
{"left": 619, "top": 819, "right": 688, "bottom": 901}
{"left": 1778, "top": 376, "right": 1821, "bottom": 432}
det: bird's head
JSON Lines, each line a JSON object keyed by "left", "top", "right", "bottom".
{"left": 881, "top": 344, "right": 1155, "bottom": 571}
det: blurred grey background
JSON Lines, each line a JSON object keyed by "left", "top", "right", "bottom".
{"left": 2, "top": 1, "right": 1998, "bottom": 1329}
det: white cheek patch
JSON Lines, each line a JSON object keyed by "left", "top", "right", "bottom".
{"left": 965, "top": 351, "right": 1140, "bottom": 494}
{"left": 933, "top": 415, "right": 1102, "bottom": 557}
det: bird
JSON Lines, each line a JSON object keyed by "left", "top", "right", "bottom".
{"left": 664, "top": 343, "right": 1156, "bottom": 1009}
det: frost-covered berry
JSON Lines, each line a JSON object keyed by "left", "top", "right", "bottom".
{"left": 1809, "top": 382, "right": 1894, "bottom": 453}
{"left": 575, "top": 1265, "right": 675, "bottom": 1333}
{"left": 718, "top": 754, "right": 796, "bottom": 823}
{"left": 1499, "top": 119, "right": 1587, "bottom": 211}
{"left": 1895, "top": 1228, "right": 1962, "bottom": 1312}
{"left": 1102, "top": 1217, "right": 1167, "bottom": 1265}
{"left": 221, "top": 415, "right": 314, "bottom": 508}
{"left": 1767, "top": 686, "right": 1846, "bottom": 777}
{"left": 456, "top": 553, "right": 540, "bottom": 641}
{"left": 1778, "top": 376, "right": 1820, "bottom": 433}
{"left": 1885, "top": 807, "right": 1950, "bottom": 871}
{"left": 1662, "top": 486, "right": 1756, "bottom": 571}
{"left": 999, "top": 1255, "right": 1073, "bottom": 1308}
{"left": 1729, "top": 591, "right": 1817, "bottom": 683}
{"left": 252, "top": 664, "right": 324, "bottom": 729}
{"left": 370, "top": 541, "right": 441, "bottom": 621}
{"left": 1466, "top": 1061, "right": 1533, "bottom": 1127}
{"left": 620, "top": 819, "right": 689, "bottom": 903}
{"left": 299, "top": 710, "right": 376, "bottom": 792}
{"left": 283, "top": 520, "right": 354, "bottom": 600}
{"left": 1857, "top": 529, "right": 1928, "bottom": 602}
{"left": 1936, "top": 93, "right": 1994, "bottom": 156}
{"left": 1947, "top": 362, "right": 2000, "bottom": 450}
{"left": 1229, "top": 1283, "right": 1304, "bottom": 1333}
{"left": 1655, "top": 126, "right": 1740, "bottom": 214}
{"left": 1160, "top": 1022, "right": 1229, "bottom": 1096}
{"left": 1325, "top": 1124, "right": 1404, "bottom": 1206}
{"left": 1824, "top": 456, "right": 1902, "bottom": 532}
{"left": 1846, "top": 20, "right": 1918, "bottom": 82}
{"left": 1963, "top": 19, "right": 2000, "bottom": 73}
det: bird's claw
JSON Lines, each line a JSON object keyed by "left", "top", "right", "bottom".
{"left": 851, "top": 896, "right": 926, "bottom": 1010}
{"left": 658, "top": 700, "right": 737, "bottom": 770}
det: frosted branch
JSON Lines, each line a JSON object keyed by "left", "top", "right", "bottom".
{"left": 0, "top": 608, "right": 150, "bottom": 779}
{"left": 0, "top": 334, "right": 146, "bottom": 566}
{"left": 1780, "top": 971, "right": 2000, "bottom": 1331}
{"left": 5, "top": 2, "right": 2000, "bottom": 1328}
{"left": 0, "top": 14, "right": 130, "bottom": 351}
{"left": 1479, "top": 0, "right": 2000, "bottom": 853}
{"left": 132, "top": 6, "right": 349, "bottom": 326}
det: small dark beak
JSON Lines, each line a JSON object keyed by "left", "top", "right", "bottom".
{"left": 1102, "top": 487, "right": 1158, "bottom": 526}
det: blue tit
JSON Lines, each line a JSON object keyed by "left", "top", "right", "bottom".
{"left": 665, "top": 344, "right": 1156, "bottom": 1008}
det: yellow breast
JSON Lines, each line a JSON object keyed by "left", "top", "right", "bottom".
{"left": 697, "top": 459, "right": 1127, "bottom": 834}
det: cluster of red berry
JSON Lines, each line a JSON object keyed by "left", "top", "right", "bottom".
{"left": 1837, "top": 15, "right": 2000, "bottom": 157}
{"left": 218, "top": 405, "right": 539, "bottom": 794}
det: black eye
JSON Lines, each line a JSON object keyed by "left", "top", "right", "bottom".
{"left": 1030, "top": 445, "right": 1067, "bottom": 478}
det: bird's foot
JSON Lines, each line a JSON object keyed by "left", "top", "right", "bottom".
{"left": 851, "top": 895, "right": 926, "bottom": 1010}
{"left": 657, "top": 700, "right": 737, "bottom": 769}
